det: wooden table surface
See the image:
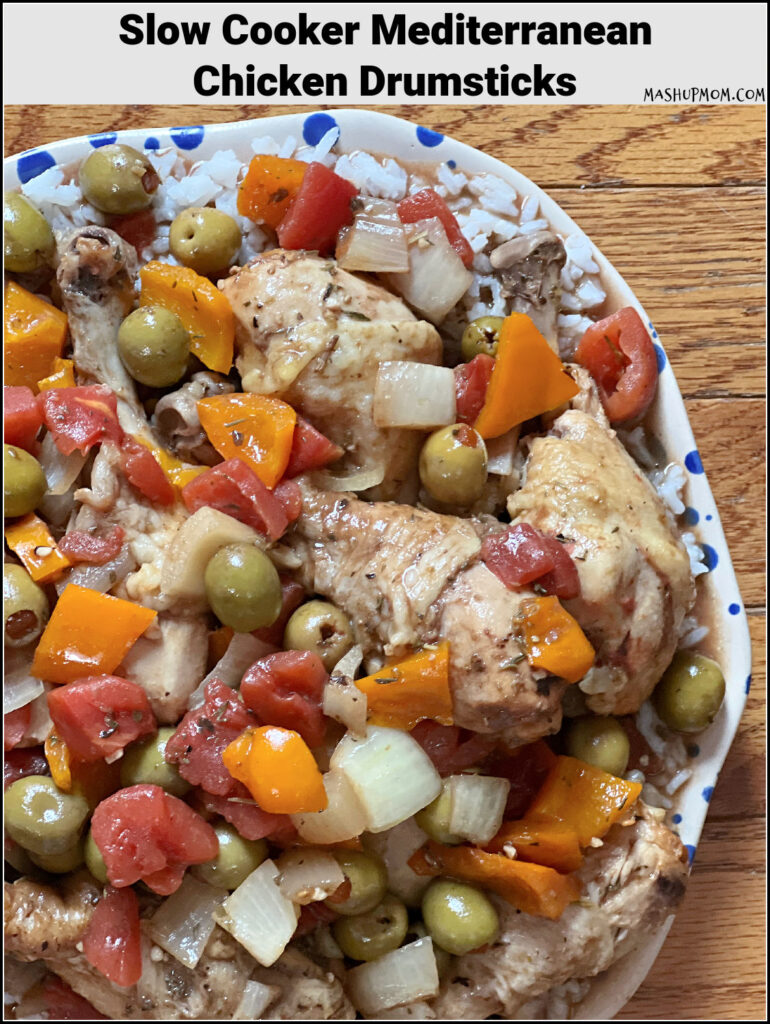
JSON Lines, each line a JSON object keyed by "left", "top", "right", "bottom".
{"left": 5, "top": 104, "right": 766, "bottom": 1020}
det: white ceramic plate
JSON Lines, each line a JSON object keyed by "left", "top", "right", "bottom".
{"left": 5, "top": 109, "right": 752, "bottom": 1018}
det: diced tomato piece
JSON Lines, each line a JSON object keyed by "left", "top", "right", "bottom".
{"left": 119, "top": 436, "right": 175, "bottom": 506}
{"left": 82, "top": 885, "right": 142, "bottom": 988}
{"left": 4, "top": 386, "right": 43, "bottom": 451}
{"left": 46, "top": 676, "right": 156, "bottom": 763}
{"left": 4, "top": 704, "right": 32, "bottom": 751}
{"left": 253, "top": 576, "right": 306, "bottom": 646}
{"left": 58, "top": 526, "right": 125, "bottom": 566}
{"left": 181, "top": 458, "right": 289, "bottom": 541}
{"left": 108, "top": 209, "right": 157, "bottom": 253}
{"left": 91, "top": 784, "right": 218, "bottom": 893}
{"left": 273, "top": 478, "right": 302, "bottom": 524}
{"left": 164, "top": 679, "right": 257, "bottom": 796}
{"left": 196, "top": 789, "right": 295, "bottom": 842}
{"left": 294, "top": 901, "right": 338, "bottom": 937}
{"left": 43, "top": 975, "right": 109, "bottom": 1020}
{"left": 39, "top": 385, "right": 123, "bottom": 456}
{"left": 574, "top": 307, "right": 658, "bottom": 424}
{"left": 454, "top": 354, "right": 494, "bottom": 425}
{"left": 481, "top": 523, "right": 580, "bottom": 600}
{"left": 410, "top": 721, "right": 496, "bottom": 776}
{"left": 485, "top": 740, "right": 557, "bottom": 819}
{"left": 398, "top": 188, "right": 474, "bottom": 269}
{"left": 241, "top": 651, "right": 328, "bottom": 749}
{"left": 4, "top": 745, "right": 50, "bottom": 788}
{"left": 277, "top": 162, "right": 358, "bottom": 255}
{"left": 284, "top": 417, "right": 343, "bottom": 478}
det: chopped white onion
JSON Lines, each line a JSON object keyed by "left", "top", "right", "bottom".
{"left": 3, "top": 646, "right": 44, "bottom": 714}
{"left": 447, "top": 774, "right": 510, "bottom": 845}
{"left": 23, "top": 687, "right": 53, "bottom": 744}
{"left": 276, "top": 848, "right": 346, "bottom": 905}
{"left": 373, "top": 362, "right": 457, "bottom": 430}
{"left": 232, "top": 980, "right": 278, "bottom": 1020}
{"left": 324, "top": 645, "right": 367, "bottom": 736}
{"left": 190, "top": 632, "right": 274, "bottom": 708}
{"left": 214, "top": 859, "right": 299, "bottom": 967}
{"left": 38, "top": 433, "right": 86, "bottom": 495}
{"left": 314, "top": 464, "right": 386, "bottom": 493}
{"left": 291, "top": 768, "right": 368, "bottom": 844}
{"left": 160, "top": 507, "right": 261, "bottom": 604}
{"left": 347, "top": 937, "right": 440, "bottom": 1015}
{"left": 331, "top": 726, "right": 441, "bottom": 833}
{"left": 55, "top": 546, "right": 136, "bottom": 596}
{"left": 363, "top": 817, "right": 432, "bottom": 906}
{"left": 337, "top": 199, "right": 409, "bottom": 273}
{"left": 485, "top": 426, "right": 521, "bottom": 476}
{"left": 145, "top": 875, "right": 224, "bottom": 969}
{"left": 382, "top": 218, "right": 473, "bottom": 324}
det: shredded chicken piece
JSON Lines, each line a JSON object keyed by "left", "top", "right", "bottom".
{"left": 490, "top": 230, "right": 566, "bottom": 350}
{"left": 4, "top": 872, "right": 99, "bottom": 962}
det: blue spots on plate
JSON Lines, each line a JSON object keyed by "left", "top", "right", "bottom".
{"left": 745, "top": 674, "right": 752, "bottom": 695}
{"left": 684, "top": 844, "right": 696, "bottom": 865}
{"left": 447, "top": 159, "right": 457, "bottom": 169}
{"left": 144, "top": 137, "right": 161, "bottom": 151}
{"left": 170, "top": 126, "right": 205, "bottom": 151}
{"left": 684, "top": 450, "right": 704, "bottom": 474}
{"left": 302, "top": 112, "right": 339, "bottom": 147}
{"left": 654, "top": 344, "right": 667, "bottom": 373}
{"left": 702, "top": 544, "right": 718, "bottom": 572}
{"left": 687, "top": 743, "right": 700, "bottom": 758}
{"left": 16, "top": 149, "right": 56, "bottom": 184}
{"left": 728, "top": 602, "right": 741, "bottom": 616}
{"left": 88, "top": 132, "right": 117, "bottom": 148}
{"left": 416, "top": 125, "right": 444, "bottom": 148}
{"left": 683, "top": 506, "right": 699, "bottom": 526}
{"left": 702, "top": 786, "right": 714, "bottom": 803}
{"left": 672, "top": 813, "right": 682, "bottom": 825}
{"left": 705, "top": 513, "right": 713, "bottom": 521}
{"left": 648, "top": 321, "right": 659, "bottom": 339}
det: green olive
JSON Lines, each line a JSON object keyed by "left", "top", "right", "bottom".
{"left": 193, "top": 823, "right": 267, "bottom": 889}
{"left": 29, "top": 837, "right": 85, "bottom": 874}
{"left": 120, "top": 727, "right": 189, "bottom": 797}
{"left": 4, "top": 444, "right": 47, "bottom": 518}
{"left": 117, "top": 306, "right": 190, "bottom": 388}
{"left": 332, "top": 894, "right": 409, "bottom": 962}
{"left": 653, "top": 651, "right": 726, "bottom": 734}
{"left": 421, "top": 879, "right": 499, "bottom": 956}
{"left": 84, "top": 829, "right": 109, "bottom": 884}
{"left": 419, "top": 424, "right": 488, "bottom": 506}
{"left": 79, "top": 144, "right": 158, "bottom": 215}
{"left": 4, "top": 192, "right": 55, "bottom": 273}
{"left": 3, "top": 563, "right": 49, "bottom": 648}
{"left": 325, "top": 850, "right": 388, "bottom": 916}
{"left": 565, "top": 716, "right": 630, "bottom": 777}
{"left": 415, "top": 781, "right": 462, "bottom": 845}
{"left": 283, "top": 600, "right": 354, "bottom": 672}
{"left": 169, "top": 207, "right": 241, "bottom": 276}
{"left": 461, "top": 316, "right": 504, "bottom": 362}
{"left": 204, "top": 544, "right": 282, "bottom": 633}
{"left": 4, "top": 776, "right": 89, "bottom": 856}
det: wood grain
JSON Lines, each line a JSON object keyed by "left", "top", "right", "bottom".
{"left": 4, "top": 104, "right": 765, "bottom": 1021}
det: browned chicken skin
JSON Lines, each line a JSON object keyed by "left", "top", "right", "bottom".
{"left": 289, "top": 485, "right": 565, "bottom": 746}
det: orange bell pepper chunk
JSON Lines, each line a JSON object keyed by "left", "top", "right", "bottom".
{"left": 474, "top": 313, "right": 579, "bottom": 439}
{"left": 525, "top": 755, "right": 643, "bottom": 847}
{"left": 237, "top": 155, "right": 308, "bottom": 229}
{"left": 44, "top": 729, "right": 122, "bottom": 806}
{"left": 37, "top": 357, "right": 76, "bottom": 391}
{"left": 208, "top": 625, "right": 235, "bottom": 670}
{"left": 409, "top": 840, "right": 580, "bottom": 920}
{"left": 223, "top": 726, "right": 327, "bottom": 814}
{"left": 197, "top": 393, "right": 297, "bottom": 490}
{"left": 5, "top": 514, "right": 71, "bottom": 583}
{"left": 519, "top": 596, "right": 594, "bottom": 684}
{"left": 354, "top": 642, "right": 453, "bottom": 731}
{"left": 485, "top": 820, "right": 583, "bottom": 874}
{"left": 139, "top": 261, "right": 234, "bottom": 374}
{"left": 4, "top": 282, "right": 68, "bottom": 392}
{"left": 31, "top": 585, "right": 157, "bottom": 685}
{"left": 135, "top": 435, "right": 208, "bottom": 491}
{"left": 45, "top": 730, "right": 72, "bottom": 791}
